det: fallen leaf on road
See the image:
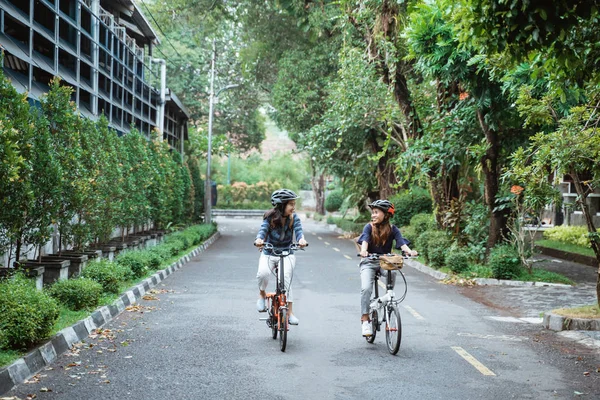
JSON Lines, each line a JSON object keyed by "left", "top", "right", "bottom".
{"left": 142, "top": 294, "right": 158, "bottom": 300}
{"left": 39, "top": 388, "right": 52, "bottom": 392}
{"left": 583, "top": 371, "right": 590, "bottom": 376}
{"left": 124, "top": 356, "right": 132, "bottom": 359}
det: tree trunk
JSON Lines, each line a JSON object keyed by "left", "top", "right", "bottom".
{"left": 313, "top": 172, "right": 326, "bottom": 215}
{"left": 571, "top": 171, "right": 600, "bottom": 306}
{"left": 477, "top": 110, "right": 508, "bottom": 252}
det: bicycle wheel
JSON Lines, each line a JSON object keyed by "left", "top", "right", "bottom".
{"left": 385, "top": 304, "right": 402, "bottom": 355}
{"left": 270, "top": 309, "right": 278, "bottom": 339}
{"left": 279, "top": 308, "right": 288, "bottom": 352}
{"left": 365, "top": 309, "right": 377, "bottom": 343}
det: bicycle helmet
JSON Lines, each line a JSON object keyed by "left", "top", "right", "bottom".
{"left": 368, "top": 199, "right": 395, "bottom": 216}
{"left": 271, "top": 189, "right": 299, "bottom": 206}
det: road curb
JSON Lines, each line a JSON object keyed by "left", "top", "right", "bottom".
{"left": 0, "top": 231, "right": 221, "bottom": 396}
{"left": 543, "top": 312, "right": 600, "bottom": 331}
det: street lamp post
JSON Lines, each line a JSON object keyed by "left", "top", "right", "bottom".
{"left": 204, "top": 39, "right": 239, "bottom": 224}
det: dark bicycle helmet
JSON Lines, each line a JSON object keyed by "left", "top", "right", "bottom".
{"left": 368, "top": 199, "right": 395, "bottom": 216}
{"left": 271, "top": 189, "right": 299, "bottom": 206}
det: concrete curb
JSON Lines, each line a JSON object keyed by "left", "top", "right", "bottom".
{"left": 543, "top": 312, "right": 600, "bottom": 332}
{"left": 0, "top": 231, "right": 221, "bottom": 396}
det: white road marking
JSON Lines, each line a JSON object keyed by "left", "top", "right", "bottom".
{"left": 457, "top": 332, "right": 526, "bottom": 342}
{"left": 402, "top": 305, "right": 424, "bottom": 320}
{"left": 451, "top": 346, "right": 496, "bottom": 376}
{"left": 317, "top": 236, "right": 322, "bottom": 240}
{"left": 332, "top": 247, "right": 340, "bottom": 252}
{"left": 344, "top": 255, "right": 352, "bottom": 260}
{"left": 485, "top": 316, "right": 543, "bottom": 324}
{"left": 324, "top": 241, "right": 330, "bottom": 246}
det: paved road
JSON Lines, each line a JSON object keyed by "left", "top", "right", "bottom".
{"left": 7, "top": 217, "right": 600, "bottom": 399}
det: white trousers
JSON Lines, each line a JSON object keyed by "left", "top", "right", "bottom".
{"left": 256, "top": 253, "right": 296, "bottom": 302}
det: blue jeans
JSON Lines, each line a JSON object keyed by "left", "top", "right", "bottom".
{"left": 360, "top": 258, "right": 395, "bottom": 315}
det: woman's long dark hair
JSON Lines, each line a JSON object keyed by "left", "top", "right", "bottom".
{"left": 264, "top": 204, "right": 293, "bottom": 230}
{"left": 370, "top": 214, "right": 391, "bottom": 247}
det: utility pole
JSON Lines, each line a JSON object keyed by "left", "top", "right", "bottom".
{"left": 204, "top": 39, "right": 216, "bottom": 224}
{"left": 204, "top": 40, "right": 240, "bottom": 224}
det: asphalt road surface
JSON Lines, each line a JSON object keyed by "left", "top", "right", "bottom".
{"left": 7, "top": 217, "right": 600, "bottom": 399}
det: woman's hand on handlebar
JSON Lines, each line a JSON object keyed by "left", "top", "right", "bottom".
{"left": 254, "top": 238, "right": 264, "bottom": 251}
{"left": 298, "top": 238, "right": 308, "bottom": 248}
{"left": 359, "top": 249, "right": 369, "bottom": 258}
{"left": 405, "top": 249, "right": 418, "bottom": 257}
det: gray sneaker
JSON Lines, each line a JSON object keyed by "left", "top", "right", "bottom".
{"left": 256, "top": 297, "right": 267, "bottom": 312}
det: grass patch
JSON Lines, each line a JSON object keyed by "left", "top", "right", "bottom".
{"left": 552, "top": 304, "right": 600, "bottom": 319}
{"left": 536, "top": 239, "right": 595, "bottom": 257}
{"left": 50, "top": 307, "right": 89, "bottom": 337}
{"left": 517, "top": 268, "right": 575, "bottom": 285}
{"left": 0, "top": 349, "right": 23, "bottom": 369}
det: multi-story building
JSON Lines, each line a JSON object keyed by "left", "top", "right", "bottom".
{"left": 0, "top": 0, "right": 188, "bottom": 151}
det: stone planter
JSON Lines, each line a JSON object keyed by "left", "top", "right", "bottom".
{"left": 64, "top": 249, "right": 102, "bottom": 261}
{"left": 42, "top": 254, "right": 88, "bottom": 278}
{"left": 0, "top": 266, "right": 45, "bottom": 290}
{"left": 21, "top": 259, "right": 70, "bottom": 286}
{"left": 106, "top": 241, "right": 128, "bottom": 257}
{"left": 88, "top": 246, "right": 116, "bottom": 261}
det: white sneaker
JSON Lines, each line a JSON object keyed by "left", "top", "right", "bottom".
{"left": 256, "top": 297, "right": 267, "bottom": 312}
{"left": 361, "top": 321, "right": 373, "bottom": 337}
{"left": 289, "top": 315, "right": 299, "bottom": 325}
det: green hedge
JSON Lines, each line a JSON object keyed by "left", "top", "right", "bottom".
{"left": 116, "top": 251, "right": 151, "bottom": 278}
{"left": 82, "top": 259, "right": 132, "bottom": 294}
{"left": 446, "top": 250, "right": 469, "bottom": 274}
{"left": 489, "top": 244, "right": 522, "bottom": 280}
{"left": 325, "top": 190, "right": 344, "bottom": 212}
{"left": 48, "top": 277, "right": 103, "bottom": 311}
{"left": 0, "top": 274, "right": 59, "bottom": 349}
{"left": 543, "top": 225, "right": 597, "bottom": 248}
{"left": 390, "top": 189, "right": 433, "bottom": 227}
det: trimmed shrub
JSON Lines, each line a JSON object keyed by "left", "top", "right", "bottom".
{"left": 425, "top": 230, "right": 453, "bottom": 268}
{"left": 488, "top": 244, "right": 522, "bottom": 280}
{"left": 83, "top": 259, "right": 131, "bottom": 294}
{"left": 325, "top": 190, "right": 344, "bottom": 212}
{"left": 0, "top": 274, "right": 59, "bottom": 349}
{"left": 116, "top": 251, "right": 150, "bottom": 278}
{"left": 48, "top": 277, "right": 103, "bottom": 311}
{"left": 400, "top": 225, "right": 417, "bottom": 246}
{"left": 390, "top": 189, "right": 433, "bottom": 227}
{"left": 543, "top": 225, "right": 596, "bottom": 247}
{"left": 410, "top": 213, "right": 437, "bottom": 236}
{"left": 446, "top": 250, "right": 469, "bottom": 274}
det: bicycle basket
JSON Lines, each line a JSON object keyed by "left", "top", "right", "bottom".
{"left": 379, "top": 254, "right": 404, "bottom": 270}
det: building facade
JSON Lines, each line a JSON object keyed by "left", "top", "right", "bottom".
{"left": 0, "top": 0, "right": 188, "bottom": 150}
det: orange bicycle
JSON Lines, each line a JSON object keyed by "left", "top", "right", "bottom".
{"left": 258, "top": 242, "right": 304, "bottom": 352}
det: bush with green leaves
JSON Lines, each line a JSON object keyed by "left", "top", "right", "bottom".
{"left": 48, "top": 277, "right": 103, "bottom": 311}
{"left": 425, "top": 231, "right": 453, "bottom": 269}
{"left": 410, "top": 213, "right": 437, "bottom": 236}
{"left": 488, "top": 244, "right": 522, "bottom": 280}
{"left": 325, "top": 190, "right": 344, "bottom": 212}
{"left": 116, "top": 251, "right": 151, "bottom": 278}
{"left": 543, "top": 225, "right": 596, "bottom": 247}
{"left": 390, "top": 189, "right": 433, "bottom": 227}
{"left": 82, "top": 259, "right": 131, "bottom": 294}
{"left": 0, "top": 274, "right": 59, "bottom": 349}
{"left": 400, "top": 225, "right": 418, "bottom": 246}
{"left": 446, "top": 249, "right": 470, "bottom": 274}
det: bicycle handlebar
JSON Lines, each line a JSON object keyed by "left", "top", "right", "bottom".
{"left": 253, "top": 242, "right": 308, "bottom": 251}
{"left": 357, "top": 252, "right": 415, "bottom": 259}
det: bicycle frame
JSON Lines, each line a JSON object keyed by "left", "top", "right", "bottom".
{"left": 259, "top": 243, "right": 304, "bottom": 352}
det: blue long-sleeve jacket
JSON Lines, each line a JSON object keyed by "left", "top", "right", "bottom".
{"left": 256, "top": 213, "right": 304, "bottom": 255}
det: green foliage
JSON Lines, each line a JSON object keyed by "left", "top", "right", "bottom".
{"left": 82, "top": 259, "right": 132, "bottom": 294}
{"left": 115, "top": 251, "right": 151, "bottom": 279}
{"left": 0, "top": 274, "right": 59, "bottom": 349}
{"left": 329, "top": 217, "right": 365, "bottom": 235}
{"left": 389, "top": 189, "right": 432, "bottom": 227}
{"left": 543, "top": 225, "right": 596, "bottom": 248}
{"left": 425, "top": 231, "right": 453, "bottom": 269}
{"left": 48, "top": 278, "right": 103, "bottom": 311}
{"left": 399, "top": 225, "right": 418, "bottom": 246}
{"left": 462, "top": 201, "right": 490, "bottom": 262}
{"left": 446, "top": 249, "right": 470, "bottom": 274}
{"left": 325, "top": 190, "right": 344, "bottom": 212}
{"left": 488, "top": 244, "right": 522, "bottom": 280}
{"left": 410, "top": 213, "right": 437, "bottom": 236}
